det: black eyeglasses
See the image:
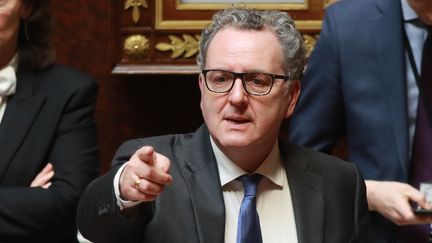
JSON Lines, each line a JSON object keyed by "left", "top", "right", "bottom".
{"left": 201, "top": 69, "right": 290, "bottom": 96}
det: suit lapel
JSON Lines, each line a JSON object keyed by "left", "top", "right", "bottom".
{"left": 179, "top": 125, "right": 225, "bottom": 243}
{"left": 0, "top": 68, "right": 45, "bottom": 181}
{"left": 371, "top": 0, "right": 409, "bottom": 169}
{"left": 178, "top": 129, "right": 326, "bottom": 243}
{"left": 282, "top": 143, "right": 324, "bottom": 243}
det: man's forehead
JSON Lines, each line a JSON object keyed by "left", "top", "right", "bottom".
{"left": 205, "top": 28, "right": 284, "bottom": 72}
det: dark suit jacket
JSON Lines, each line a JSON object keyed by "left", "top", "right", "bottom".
{"left": 77, "top": 125, "right": 370, "bottom": 243}
{"left": 0, "top": 64, "right": 99, "bottom": 243}
{"left": 289, "top": 0, "right": 407, "bottom": 241}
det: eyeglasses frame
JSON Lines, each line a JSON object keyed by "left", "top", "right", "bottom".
{"left": 201, "top": 69, "right": 291, "bottom": 96}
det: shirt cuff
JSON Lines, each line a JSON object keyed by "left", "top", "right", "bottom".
{"left": 113, "top": 162, "right": 142, "bottom": 210}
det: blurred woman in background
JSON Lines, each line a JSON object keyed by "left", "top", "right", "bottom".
{"left": 0, "top": 0, "right": 99, "bottom": 242}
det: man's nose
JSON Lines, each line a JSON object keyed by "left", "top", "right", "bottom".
{"left": 228, "top": 78, "right": 247, "bottom": 104}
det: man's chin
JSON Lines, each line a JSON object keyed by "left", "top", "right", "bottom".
{"left": 216, "top": 136, "right": 253, "bottom": 149}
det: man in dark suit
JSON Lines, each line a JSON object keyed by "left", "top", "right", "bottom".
{"left": 289, "top": 0, "right": 432, "bottom": 242}
{"left": 77, "top": 8, "right": 370, "bottom": 243}
{"left": 0, "top": 0, "right": 99, "bottom": 242}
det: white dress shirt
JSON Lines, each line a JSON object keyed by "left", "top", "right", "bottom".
{"left": 210, "top": 137, "right": 298, "bottom": 243}
{"left": 0, "top": 54, "right": 18, "bottom": 124}
{"left": 401, "top": 0, "right": 429, "bottom": 157}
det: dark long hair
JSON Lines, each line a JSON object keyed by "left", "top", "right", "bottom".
{"left": 18, "top": 0, "right": 55, "bottom": 70}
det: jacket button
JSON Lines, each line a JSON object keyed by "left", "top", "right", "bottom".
{"left": 97, "top": 204, "right": 111, "bottom": 216}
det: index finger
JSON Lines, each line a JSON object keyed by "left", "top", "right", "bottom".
{"left": 136, "top": 146, "right": 156, "bottom": 165}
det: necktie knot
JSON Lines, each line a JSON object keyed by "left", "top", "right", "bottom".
{"left": 0, "top": 66, "right": 17, "bottom": 96}
{"left": 239, "top": 173, "right": 262, "bottom": 197}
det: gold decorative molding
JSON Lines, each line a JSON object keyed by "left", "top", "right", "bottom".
{"left": 155, "top": 33, "right": 317, "bottom": 60}
{"left": 303, "top": 34, "right": 318, "bottom": 57}
{"left": 112, "top": 64, "right": 200, "bottom": 75}
{"left": 156, "top": 34, "right": 200, "bottom": 59}
{"left": 175, "top": 0, "right": 309, "bottom": 10}
{"left": 323, "top": 0, "right": 338, "bottom": 7}
{"left": 124, "top": 0, "right": 148, "bottom": 23}
{"left": 155, "top": 1, "right": 322, "bottom": 30}
{"left": 114, "top": 34, "right": 320, "bottom": 74}
{"left": 123, "top": 35, "right": 149, "bottom": 59}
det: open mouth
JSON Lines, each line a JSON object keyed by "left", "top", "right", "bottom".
{"left": 226, "top": 118, "right": 250, "bottom": 124}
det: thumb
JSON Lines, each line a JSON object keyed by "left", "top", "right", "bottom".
{"left": 153, "top": 152, "right": 171, "bottom": 173}
{"left": 408, "top": 189, "right": 430, "bottom": 209}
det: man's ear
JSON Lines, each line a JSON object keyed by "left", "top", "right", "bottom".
{"left": 198, "top": 74, "right": 204, "bottom": 110}
{"left": 284, "top": 80, "right": 301, "bottom": 119}
{"left": 198, "top": 74, "right": 204, "bottom": 91}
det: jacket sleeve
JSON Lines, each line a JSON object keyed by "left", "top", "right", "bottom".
{"left": 77, "top": 140, "right": 154, "bottom": 243}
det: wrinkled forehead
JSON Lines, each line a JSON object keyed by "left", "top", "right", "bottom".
{"left": 205, "top": 28, "right": 284, "bottom": 72}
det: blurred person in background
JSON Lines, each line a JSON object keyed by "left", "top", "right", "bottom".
{"left": 289, "top": 0, "right": 432, "bottom": 242}
{"left": 0, "top": 0, "right": 98, "bottom": 242}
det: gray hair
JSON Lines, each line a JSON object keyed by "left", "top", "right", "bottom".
{"left": 197, "top": 8, "right": 305, "bottom": 80}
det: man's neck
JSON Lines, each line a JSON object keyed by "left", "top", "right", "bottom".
{"left": 215, "top": 139, "right": 277, "bottom": 173}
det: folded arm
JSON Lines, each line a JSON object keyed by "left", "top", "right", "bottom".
{"left": 0, "top": 77, "right": 98, "bottom": 239}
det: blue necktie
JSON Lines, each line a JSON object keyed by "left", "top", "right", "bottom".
{"left": 237, "top": 173, "right": 263, "bottom": 243}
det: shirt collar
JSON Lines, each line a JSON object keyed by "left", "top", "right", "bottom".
{"left": 210, "top": 136, "right": 285, "bottom": 188}
{"left": 0, "top": 54, "right": 18, "bottom": 96}
{"left": 401, "top": 0, "right": 418, "bottom": 22}
{"left": 11, "top": 54, "right": 18, "bottom": 71}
